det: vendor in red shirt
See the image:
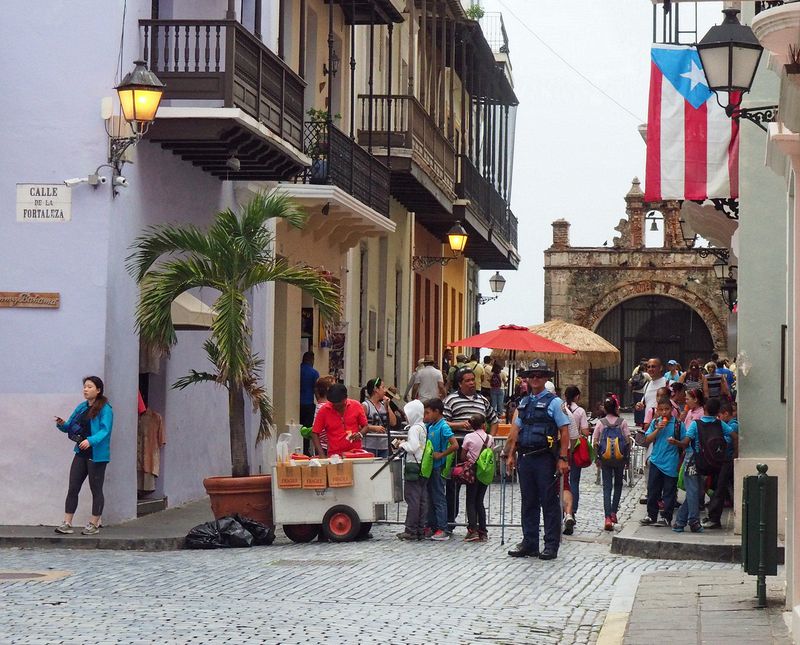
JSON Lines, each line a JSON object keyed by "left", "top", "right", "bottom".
{"left": 311, "top": 383, "right": 377, "bottom": 457}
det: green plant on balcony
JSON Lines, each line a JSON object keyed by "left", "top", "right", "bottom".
{"left": 306, "top": 107, "right": 342, "bottom": 123}
{"left": 465, "top": 4, "right": 485, "bottom": 20}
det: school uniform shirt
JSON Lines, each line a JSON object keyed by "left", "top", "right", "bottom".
{"left": 725, "top": 418, "right": 739, "bottom": 458}
{"left": 568, "top": 403, "right": 590, "bottom": 435}
{"left": 462, "top": 429, "right": 494, "bottom": 463}
{"left": 426, "top": 417, "right": 454, "bottom": 469}
{"left": 312, "top": 400, "right": 367, "bottom": 457}
{"left": 685, "top": 416, "right": 734, "bottom": 458}
{"left": 645, "top": 416, "right": 681, "bottom": 477}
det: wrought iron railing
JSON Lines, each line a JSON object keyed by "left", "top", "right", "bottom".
{"left": 755, "top": 1, "right": 784, "bottom": 15}
{"left": 457, "top": 155, "right": 517, "bottom": 250}
{"left": 358, "top": 94, "right": 457, "bottom": 199}
{"left": 479, "top": 13, "right": 509, "bottom": 54}
{"left": 139, "top": 19, "right": 305, "bottom": 150}
{"left": 301, "top": 120, "right": 390, "bottom": 217}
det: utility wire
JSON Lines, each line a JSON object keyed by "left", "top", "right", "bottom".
{"left": 496, "top": 0, "right": 645, "bottom": 123}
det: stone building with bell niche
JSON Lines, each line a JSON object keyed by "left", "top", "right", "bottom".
{"left": 544, "top": 178, "right": 733, "bottom": 410}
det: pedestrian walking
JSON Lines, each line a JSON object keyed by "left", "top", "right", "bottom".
{"left": 703, "top": 362, "right": 730, "bottom": 400}
{"left": 54, "top": 376, "right": 114, "bottom": 535}
{"left": 443, "top": 369, "right": 498, "bottom": 534}
{"left": 489, "top": 362, "right": 507, "bottom": 418}
{"left": 629, "top": 359, "right": 650, "bottom": 427}
{"left": 664, "top": 360, "right": 682, "bottom": 384}
{"left": 505, "top": 359, "right": 571, "bottom": 560}
{"left": 461, "top": 413, "right": 494, "bottom": 542}
{"left": 396, "top": 400, "right": 428, "bottom": 541}
{"left": 299, "top": 352, "right": 320, "bottom": 453}
{"left": 424, "top": 398, "right": 458, "bottom": 541}
{"left": 640, "top": 398, "right": 681, "bottom": 527}
{"left": 411, "top": 355, "right": 446, "bottom": 401}
{"left": 565, "top": 385, "right": 590, "bottom": 530}
{"left": 635, "top": 358, "right": 667, "bottom": 427}
{"left": 593, "top": 396, "right": 631, "bottom": 530}
{"left": 547, "top": 382, "right": 578, "bottom": 536}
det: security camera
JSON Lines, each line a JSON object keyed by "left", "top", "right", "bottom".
{"left": 88, "top": 174, "right": 108, "bottom": 186}
{"left": 226, "top": 156, "right": 241, "bottom": 172}
{"left": 64, "top": 177, "right": 88, "bottom": 187}
{"left": 113, "top": 176, "right": 129, "bottom": 188}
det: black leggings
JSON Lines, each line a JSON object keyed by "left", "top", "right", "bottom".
{"left": 65, "top": 455, "right": 107, "bottom": 516}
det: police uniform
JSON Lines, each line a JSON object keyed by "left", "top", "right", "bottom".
{"left": 511, "top": 373, "right": 570, "bottom": 558}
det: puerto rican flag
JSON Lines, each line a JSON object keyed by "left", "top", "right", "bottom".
{"left": 645, "top": 45, "right": 739, "bottom": 201}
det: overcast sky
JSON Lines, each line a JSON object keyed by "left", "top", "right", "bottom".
{"left": 476, "top": 0, "right": 724, "bottom": 332}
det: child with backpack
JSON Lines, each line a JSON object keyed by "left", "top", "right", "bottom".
{"left": 670, "top": 397, "right": 733, "bottom": 531}
{"left": 396, "top": 400, "right": 428, "bottom": 541}
{"left": 460, "top": 413, "right": 495, "bottom": 542}
{"left": 423, "top": 398, "right": 458, "bottom": 541}
{"left": 702, "top": 400, "right": 738, "bottom": 529}
{"left": 640, "top": 398, "right": 682, "bottom": 527}
{"left": 592, "top": 397, "right": 631, "bottom": 530}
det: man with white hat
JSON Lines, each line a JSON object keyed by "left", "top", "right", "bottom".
{"left": 411, "top": 355, "right": 446, "bottom": 401}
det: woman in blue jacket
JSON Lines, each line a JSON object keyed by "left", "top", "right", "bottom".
{"left": 54, "top": 376, "right": 114, "bottom": 535}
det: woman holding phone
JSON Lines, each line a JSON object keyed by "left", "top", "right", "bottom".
{"left": 54, "top": 376, "right": 114, "bottom": 535}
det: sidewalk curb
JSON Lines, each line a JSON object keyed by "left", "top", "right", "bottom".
{"left": 596, "top": 571, "right": 641, "bottom": 645}
{"left": 0, "top": 535, "right": 185, "bottom": 551}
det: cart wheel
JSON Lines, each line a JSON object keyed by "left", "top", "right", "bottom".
{"left": 357, "top": 522, "right": 373, "bottom": 540}
{"left": 322, "top": 505, "right": 362, "bottom": 542}
{"left": 283, "top": 523, "right": 320, "bottom": 543}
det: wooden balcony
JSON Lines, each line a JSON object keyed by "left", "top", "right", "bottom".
{"left": 139, "top": 19, "right": 307, "bottom": 180}
{"left": 357, "top": 94, "right": 456, "bottom": 216}
{"left": 456, "top": 155, "right": 519, "bottom": 269}
{"left": 298, "top": 121, "right": 390, "bottom": 217}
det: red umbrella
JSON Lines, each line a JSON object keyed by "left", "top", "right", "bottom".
{"left": 449, "top": 325, "right": 575, "bottom": 397}
{"left": 448, "top": 324, "right": 576, "bottom": 354}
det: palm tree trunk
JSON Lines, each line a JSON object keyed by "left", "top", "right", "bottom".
{"left": 229, "top": 382, "right": 250, "bottom": 477}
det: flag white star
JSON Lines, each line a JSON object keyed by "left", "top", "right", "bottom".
{"left": 681, "top": 61, "right": 707, "bottom": 91}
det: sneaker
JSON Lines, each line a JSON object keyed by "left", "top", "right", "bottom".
{"left": 672, "top": 524, "right": 685, "bottom": 533}
{"left": 604, "top": 517, "right": 613, "bottom": 531}
{"left": 430, "top": 530, "right": 449, "bottom": 541}
{"left": 54, "top": 522, "right": 73, "bottom": 535}
{"left": 396, "top": 531, "right": 416, "bottom": 541}
{"left": 701, "top": 519, "right": 722, "bottom": 529}
{"left": 654, "top": 517, "right": 669, "bottom": 527}
{"left": 689, "top": 522, "right": 704, "bottom": 533}
{"left": 610, "top": 513, "right": 618, "bottom": 524}
{"left": 422, "top": 527, "right": 432, "bottom": 539}
{"left": 464, "top": 531, "right": 481, "bottom": 542}
{"left": 478, "top": 531, "right": 488, "bottom": 542}
{"left": 639, "top": 516, "right": 656, "bottom": 526}
{"left": 81, "top": 523, "right": 100, "bottom": 535}
{"left": 639, "top": 496, "right": 648, "bottom": 505}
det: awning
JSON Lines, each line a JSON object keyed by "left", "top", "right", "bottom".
{"left": 171, "top": 292, "right": 215, "bottom": 330}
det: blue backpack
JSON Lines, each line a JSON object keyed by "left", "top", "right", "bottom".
{"left": 598, "top": 418, "right": 627, "bottom": 466}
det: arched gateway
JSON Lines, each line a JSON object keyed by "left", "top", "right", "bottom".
{"left": 590, "top": 295, "right": 714, "bottom": 406}
{"left": 543, "top": 178, "right": 731, "bottom": 410}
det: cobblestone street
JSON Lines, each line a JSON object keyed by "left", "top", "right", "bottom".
{"left": 0, "top": 469, "right": 741, "bottom": 644}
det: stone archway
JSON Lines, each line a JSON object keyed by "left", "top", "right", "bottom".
{"left": 587, "top": 292, "right": 716, "bottom": 407}
{"left": 578, "top": 280, "right": 727, "bottom": 354}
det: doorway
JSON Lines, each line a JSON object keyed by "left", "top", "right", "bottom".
{"left": 589, "top": 295, "right": 714, "bottom": 409}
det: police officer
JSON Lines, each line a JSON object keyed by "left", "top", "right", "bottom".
{"left": 505, "top": 359, "right": 571, "bottom": 560}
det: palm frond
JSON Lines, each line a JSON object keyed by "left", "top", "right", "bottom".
{"left": 211, "top": 287, "right": 251, "bottom": 385}
{"left": 126, "top": 224, "right": 210, "bottom": 282}
{"left": 135, "top": 259, "right": 221, "bottom": 353}
{"left": 173, "top": 370, "right": 224, "bottom": 390}
{"left": 242, "top": 191, "right": 309, "bottom": 233}
{"left": 242, "top": 374, "right": 274, "bottom": 443}
{"left": 243, "top": 262, "right": 341, "bottom": 321}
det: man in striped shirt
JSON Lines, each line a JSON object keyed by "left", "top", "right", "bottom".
{"left": 443, "top": 368, "right": 499, "bottom": 534}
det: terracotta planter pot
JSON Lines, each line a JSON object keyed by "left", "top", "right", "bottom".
{"left": 203, "top": 474, "right": 273, "bottom": 527}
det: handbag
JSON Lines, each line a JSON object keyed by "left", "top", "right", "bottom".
{"left": 452, "top": 432, "right": 490, "bottom": 485}
{"left": 573, "top": 436, "right": 592, "bottom": 468}
{"left": 404, "top": 461, "right": 421, "bottom": 481}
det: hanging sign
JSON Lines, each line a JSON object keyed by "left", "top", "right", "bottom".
{"left": 0, "top": 292, "right": 60, "bottom": 308}
{"left": 16, "top": 184, "right": 71, "bottom": 222}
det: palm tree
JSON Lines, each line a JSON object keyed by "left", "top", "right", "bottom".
{"left": 127, "top": 192, "right": 340, "bottom": 477}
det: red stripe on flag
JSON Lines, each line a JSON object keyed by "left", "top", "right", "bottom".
{"left": 728, "top": 91, "right": 741, "bottom": 199}
{"left": 645, "top": 60, "right": 662, "bottom": 201}
{"left": 684, "top": 100, "right": 707, "bottom": 200}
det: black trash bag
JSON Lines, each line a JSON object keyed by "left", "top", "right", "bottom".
{"left": 232, "top": 514, "right": 276, "bottom": 546}
{"left": 184, "top": 517, "right": 254, "bottom": 549}
{"left": 185, "top": 520, "right": 225, "bottom": 549}
{"left": 217, "top": 516, "right": 254, "bottom": 548}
